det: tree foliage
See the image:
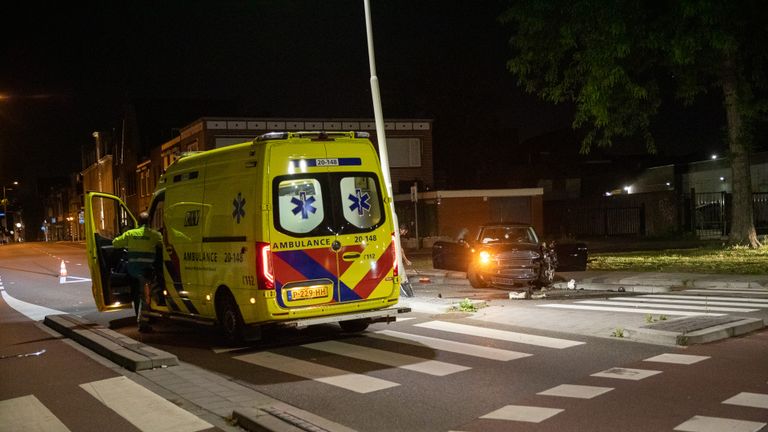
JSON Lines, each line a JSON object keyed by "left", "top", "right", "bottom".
{"left": 501, "top": 0, "right": 768, "bottom": 247}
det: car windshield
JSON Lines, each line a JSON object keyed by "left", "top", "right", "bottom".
{"left": 479, "top": 226, "right": 538, "bottom": 244}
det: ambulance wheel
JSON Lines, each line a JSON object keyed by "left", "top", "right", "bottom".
{"left": 218, "top": 292, "right": 244, "bottom": 344}
{"left": 339, "top": 319, "right": 369, "bottom": 333}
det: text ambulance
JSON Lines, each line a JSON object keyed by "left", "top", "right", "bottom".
{"left": 85, "top": 131, "right": 406, "bottom": 342}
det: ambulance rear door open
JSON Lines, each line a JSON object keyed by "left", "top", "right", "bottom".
{"left": 84, "top": 192, "right": 137, "bottom": 312}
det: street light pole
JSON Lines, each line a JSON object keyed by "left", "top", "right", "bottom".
{"left": 2, "top": 186, "right": 8, "bottom": 234}
{"left": 363, "top": 0, "right": 412, "bottom": 297}
{"left": 2, "top": 181, "right": 18, "bottom": 237}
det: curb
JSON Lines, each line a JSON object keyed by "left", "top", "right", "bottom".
{"left": 552, "top": 282, "right": 672, "bottom": 293}
{"left": 43, "top": 314, "right": 178, "bottom": 371}
{"left": 399, "top": 298, "right": 487, "bottom": 314}
{"left": 625, "top": 316, "right": 765, "bottom": 346}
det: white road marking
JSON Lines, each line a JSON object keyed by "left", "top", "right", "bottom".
{"left": 1, "top": 290, "right": 67, "bottom": 321}
{"left": 684, "top": 289, "right": 768, "bottom": 295}
{"left": 674, "top": 415, "right": 766, "bottom": 432}
{"left": 415, "top": 321, "right": 585, "bottom": 349}
{"left": 0, "top": 395, "right": 71, "bottom": 432}
{"left": 59, "top": 276, "right": 91, "bottom": 284}
{"left": 537, "top": 384, "right": 614, "bottom": 399}
{"left": 578, "top": 300, "right": 758, "bottom": 313}
{"left": 234, "top": 351, "right": 399, "bottom": 393}
{"left": 80, "top": 376, "right": 212, "bottom": 432}
{"left": 539, "top": 303, "right": 723, "bottom": 316}
{"left": 304, "top": 340, "right": 469, "bottom": 376}
{"left": 644, "top": 353, "right": 710, "bottom": 365}
{"left": 591, "top": 367, "right": 662, "bottom": 381}
{"left": 610, "top": 296, "right": 768, "bottom": 308}
{"left": 371, "top": 330, "right": 532, "bottom": 361}
{"left": 722, "top": 392, "right": 768, "bottom": 409}
{"left": 644, "top": 294, "right": 768, "bottom": 303}
{"left": 480, "top": 405, "right": 563, "bottom": 423}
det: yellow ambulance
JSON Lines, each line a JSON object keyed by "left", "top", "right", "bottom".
{"left": 85, "top": 131, "right": 406, "bottom": 342}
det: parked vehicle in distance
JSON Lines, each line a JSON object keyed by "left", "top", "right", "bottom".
{"left": 432, "top": 223, "right": 588, "bottom": 290}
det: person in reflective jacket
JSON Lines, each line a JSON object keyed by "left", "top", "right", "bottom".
{"left": 112, "top": 212, "right": 163, "bottom": 330}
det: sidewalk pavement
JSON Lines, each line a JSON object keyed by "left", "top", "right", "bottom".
{"left": 399, "top": 267, "right": 768, "bottom": 347}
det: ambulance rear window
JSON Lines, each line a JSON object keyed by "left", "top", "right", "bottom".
{"left": 276, "top": 178, "right": 325, "bottom": 234}
{"left": 340, "top": 175, "right": 381, "bottom": 229}
{"left": 273, "top": 172, "right": 385, "bottom": 237}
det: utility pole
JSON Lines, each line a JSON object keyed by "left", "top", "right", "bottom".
{"left": 363, "top": 0, "right": 413, "bottom": 297}
{"left": 2, "top": 181, "right": 18, "bottom": 239}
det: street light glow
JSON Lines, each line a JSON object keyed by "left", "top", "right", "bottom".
{"left": 711, "top": 154, "right": 717, "bottom": 159}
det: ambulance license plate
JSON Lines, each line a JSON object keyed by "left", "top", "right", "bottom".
{"left": 287, "top": 286, "right": 328, "bottom": 301}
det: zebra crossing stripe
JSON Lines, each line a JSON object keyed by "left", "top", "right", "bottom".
{"left": 591, "top": 367, "right": 662, "bottom": 381}
{"left": 644, "top": 294, "right": 768, "bottom": 303}
{"left": 684, "top": 289, "right": 768, "bottom": 295}
{"left": 609, "top": 296, "right": 768, "bottom": 308}
{"left": 674, "top": 415, "right": 766, "bottom": 432}
{"left": 414, "top": 321, "right": 584, "bottom": 349}
{"left": 539, "top": 303, "right": 723, "bottom": 316}
{"left": 80, "top": 376, "right": 212, "bottom": 432}
{"left": 480, "top": 405, "right": 563, "bottom": 423}
{"left": 578, "top": 300, "right": 758, "bottom": 313}
{"left": 234, "top": 351, "right": 399, "bottom": 393}
{"left": 304, "top": 340, "right": 470, "bottom": 376}
{"left": 371, "top": 330, "right": 533, "bottom": 361}
{"left": 0, "top": 395, "right": 71, "bottom": 432}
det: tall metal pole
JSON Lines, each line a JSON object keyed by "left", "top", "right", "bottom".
{"left": 1, "top": 186, "right": 7, "bottom": 235}
{"left": 363, "top": 0, "right": 393, "bottom": 197}
{"left": 364, "top": 0, "right": 412, "bottom": 296}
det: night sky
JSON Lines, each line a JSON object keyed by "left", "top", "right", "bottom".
{"left": 1, "top": 1, "right": 728, "bottom": 197}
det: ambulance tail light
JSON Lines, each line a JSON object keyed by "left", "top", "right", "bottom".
{"left": 391, "top": 232, "right": 398, "bottom": 277}
{"left": 256, "top": 242, "right": 275, "bottom": 290}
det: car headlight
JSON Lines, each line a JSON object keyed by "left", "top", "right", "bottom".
{"left": 479, "top": 250, "right": 491, "bottom": 264}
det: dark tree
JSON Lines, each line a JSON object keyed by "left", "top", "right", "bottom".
{"left": 501, "top": 0, "right": 768, "bottom": 247}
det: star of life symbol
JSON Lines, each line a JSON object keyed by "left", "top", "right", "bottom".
{"left": 348, "top": 189, "right": 371, "bottom": 216}
{"left": 232, "top": 192, "right": 246, "bottom": 223}
{"left": 291, "top": 191, "right": 317, "bottom": 219}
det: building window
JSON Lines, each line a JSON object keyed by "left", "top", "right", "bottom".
{"left": 387, "top": 138, "right": 422, "bottom": 168}
{"left": 215, "top": 137, "right": 251, "bottom": 149}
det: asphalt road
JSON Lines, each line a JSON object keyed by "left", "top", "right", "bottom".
{"left": 2, "top": 242, "right": 767, "bottom": 431}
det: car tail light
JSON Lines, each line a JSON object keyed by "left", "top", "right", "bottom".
{"left": 391, "top": 232, "right": 398, "bottom": 277}
{"left": 256, "top": 242, "right": 274, "bottom": 290}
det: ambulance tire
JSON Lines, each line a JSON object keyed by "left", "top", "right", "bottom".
{"left": 218, "top": 292, "right": 245, "bottom": 344}
{"left": 339, "top": 319, "right": 369, "bottom": 333}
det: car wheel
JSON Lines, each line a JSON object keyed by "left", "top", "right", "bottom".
{"left": 339, "top": 319, "right": 369, "bottom": 333}
{"left": 218, "top": 292, "right": 245, "bottom": 344}
{"left": 538, "top": 260, "right": 555, "bottom": 287}
{"left": 467, "top": 266, "right": 488, "bottom": 288}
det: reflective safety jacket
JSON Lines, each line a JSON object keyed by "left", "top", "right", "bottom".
{"left": 112, "top": 225, "right": 163, "bottom": 277}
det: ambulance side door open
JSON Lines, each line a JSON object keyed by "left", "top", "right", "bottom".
{"left": 84, "top": 192, "right": 137, "bottom": 311}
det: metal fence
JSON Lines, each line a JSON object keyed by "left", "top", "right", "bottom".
{"left": 753, "top": 192, "right": 768, "bottom": 234}
{"left": 546, "top": 191, "right": 768, "bottom": 239}
{"left": 691, "top": 191, "right": 728, "bottom": 239}
{"left": 548, "top": 206, "right": 644, "bottom": 237}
